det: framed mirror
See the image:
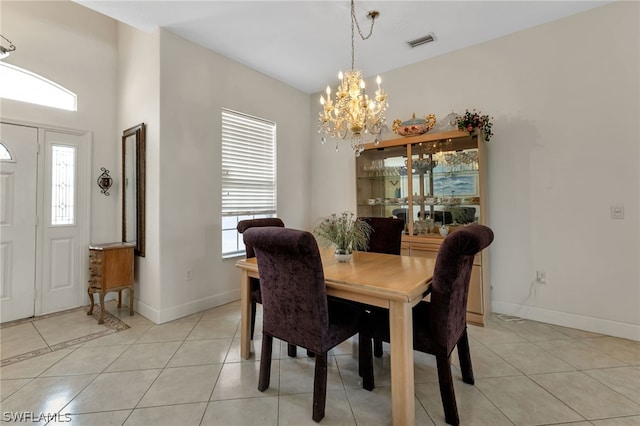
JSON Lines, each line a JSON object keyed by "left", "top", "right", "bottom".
{"left": 122, "top": 123, "right": 146, "bottom": 257}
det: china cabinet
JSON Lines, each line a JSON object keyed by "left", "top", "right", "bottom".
{"left": 356, "top": 129, "right": 490, "bottom": 325}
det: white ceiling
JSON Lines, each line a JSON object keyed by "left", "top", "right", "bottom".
{"left": 74, "top": 1, "right": 611, "bottom": 94}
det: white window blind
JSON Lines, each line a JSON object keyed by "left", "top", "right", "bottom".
{"left": 221, "top": 109, "right": 276, "bottom": 215}
{"left": 221, "top": 109, "right": 276, "bottom": 257}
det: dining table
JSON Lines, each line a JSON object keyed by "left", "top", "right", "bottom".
{"left": 235, "top": 247, "right": 437, "bottom": 426}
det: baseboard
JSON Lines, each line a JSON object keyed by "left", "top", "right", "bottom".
{"left": 134, "top": 299, "right": 161, "bottom": 324}
{"left": 492, "top": 301, "right": 640, "bottom": 341}
{"left": 138, "top": 289, "right": 240, "bottom": 324}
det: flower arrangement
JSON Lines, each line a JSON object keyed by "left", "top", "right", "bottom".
{"left": 456, "top": 109, "right": 494, "bottom": 141}
{"left": 313, "top": 212, "right": 372, "bottom": 254}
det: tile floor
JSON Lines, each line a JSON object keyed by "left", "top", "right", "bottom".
{"left": 1, "top": 301, "right": 639, "bottom": 425}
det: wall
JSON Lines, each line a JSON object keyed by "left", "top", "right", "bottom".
{"left": 3, "top": 1, "right": 311, "bottom": 324}
{"left": 5, "top": 1, "right": 637, "bottom": 337}
{"left": 310, "top": 1, "right": 639, "bottom": 340}
{"left": 0, "top": 1, "right": 119, "bottom": 245}
{"left": 116, "top": 23, "right": 162, "bottom": 318}
{"left": 115, "top": 27, "right": 311, "bottom": 323}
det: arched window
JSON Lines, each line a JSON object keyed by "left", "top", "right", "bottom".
{"left": 0, "top": 142, "right": 13, "bottom": 161}
{"left": 0, "top": 62, "right": 77, "bottom": 111}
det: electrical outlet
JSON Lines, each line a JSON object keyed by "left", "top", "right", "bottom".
{"left": 611, "top": 205, "right": 624, "bottom": 219}
{"left": 185, "top": 269, "right": 193, "bottom": 281}
{"left": 536, "top": 270, "right": 547, "bottom": 284}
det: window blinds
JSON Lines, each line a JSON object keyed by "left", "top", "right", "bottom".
{"left": 221, "top": 109, "right": 276, "bottom": 216}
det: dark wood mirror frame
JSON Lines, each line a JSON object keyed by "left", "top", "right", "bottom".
{"left": 122, "top": 123, "right": 146, "bottom": 257}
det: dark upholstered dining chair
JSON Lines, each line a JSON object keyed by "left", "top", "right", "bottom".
{"left": 359, "top": 216, "right": 405, "bottom": 358}
{"left": 360, "top": 216, "right": 405, "bottom": 255}
{"left": 359, "top": 224, "right": 494, "bottom": 425}
{"left": 236, "top": 217, "right": 284, "bottom": 340}
{"left": 243, "top": 227, "right": 363, "bottom": 423}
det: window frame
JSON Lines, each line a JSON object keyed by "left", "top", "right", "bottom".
{"left": 221, "top": 108, "right": 277, "bottom": 258}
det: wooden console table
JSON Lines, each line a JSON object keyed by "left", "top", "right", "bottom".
{"left": 87, "top": 242, "right": 135, "bottom": 324}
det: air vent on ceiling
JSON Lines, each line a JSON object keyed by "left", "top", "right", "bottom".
{"left": 408, "top": 33, "right": 435, "bottom": 48}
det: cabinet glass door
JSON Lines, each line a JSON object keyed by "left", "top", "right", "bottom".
{"left": 356, "top": 146, "right": 408, "bottom": 229}
{"left": 410, "top": 140, "right": 480, "bottom": 236}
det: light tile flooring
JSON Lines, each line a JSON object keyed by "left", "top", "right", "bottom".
{"left": 1, "top": 301, "right": 639, "bottom": 425}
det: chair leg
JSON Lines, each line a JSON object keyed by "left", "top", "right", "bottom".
{"left": 250, "top": 301, "right": 257, "bottom": 340}
{"left": 287, "top": 343, "right": 297, "bottom": 357}
{"left": 312, "top": 352, "right": 328, "bottom": 422}
{"left": 457, "top": 329, "right": 474, "bottom": 385}
{"left": 258, "top": 334, "right": 273, "bottom": 392}
{"left": 436, "top": 355, "right": 459, "bottom": 426}
{"left": 373, "top": 339, "right": 383, "bottom": 358}
{"left": 358, "top": 333, "right": 375, "bottom": 391}
{"left": 358, "top": 333, "right": 365, "bottom": 377}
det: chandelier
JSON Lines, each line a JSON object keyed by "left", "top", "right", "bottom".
{"left": 318, "top": 0, "right": 388, "bottom": 156}
{"left": 0, "top": 34, "right": 16, "bottom": 60}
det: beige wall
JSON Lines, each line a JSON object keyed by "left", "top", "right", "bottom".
{"left": 3, "top": 1, "right": 638, "bottom": 338}
{"left": 146, "top": 29, "right": 311, "bottom": 322}
{"left": 2, "top": 1, "right": 311, "bottom": 324}
{"left": 311, "top": 1, "right": 640, "bottom": 340}
{"left": 117, "top": 23, "right": 162, "bottom": 315}
{"left": 0, "top": 1, "right": 119, "bottom": 245}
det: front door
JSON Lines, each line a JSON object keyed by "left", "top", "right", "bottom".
{"left": 0, "top": 122, "right": 90, "bottom": 322}
{"left": 0, "top": 123, "right": 38, "bottom": 322}
{"left": 38, "top": 128, "right": 90, "bottom": 316}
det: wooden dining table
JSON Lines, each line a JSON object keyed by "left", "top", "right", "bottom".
{"left": 235, "top": 247, "right": 436, "bottom": 426}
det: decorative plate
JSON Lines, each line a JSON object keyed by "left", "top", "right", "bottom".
{"left": 392, "top": 113, "right": 436, "bottom": 137}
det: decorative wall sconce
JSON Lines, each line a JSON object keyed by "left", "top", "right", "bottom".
{"left": 97, "top": 167, "right": 113, "bottom": 196}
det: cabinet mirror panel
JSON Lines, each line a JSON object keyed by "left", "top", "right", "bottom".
{"left": 122, "top": 123, "right": 146, "bottom": 257}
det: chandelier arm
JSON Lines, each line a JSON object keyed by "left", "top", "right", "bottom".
{"left": 0, "top": 34, "right": 16, "bottom": 52}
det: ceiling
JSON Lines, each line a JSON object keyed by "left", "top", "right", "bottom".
{"left": 74, "top": 1, "right": 610, "bottom": 94}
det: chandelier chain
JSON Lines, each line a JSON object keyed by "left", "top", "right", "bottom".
{"left": 350, "top": 0, "right": 376, "bottom": 69}
{"left": 318, "top": 0, "right": 387, "bottom": 156}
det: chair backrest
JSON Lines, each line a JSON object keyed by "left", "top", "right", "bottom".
{"left": 450, "top": 207, "right": 477, "bottom": 224}
{"left": 237, "top": 218, "right": 285, "bottom": 258}
{"left": 429, "top": 224, "right": 494, "bottom": 353}
{"left": 429, "top": 210, "right": 453, "bottom": 224}
{"left": 242, "top": 227, "right": 329, "bottom": 353}
{"left": 360, "top": 217, "right": 404, "bottom": 255}
{"left": 392, "top": 208, "right": 407, "bottom": 224}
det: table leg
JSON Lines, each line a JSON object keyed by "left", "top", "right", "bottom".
{"left": 240, "top": 270, "right": 251, "bottom": 360}
{"left": 389, "top": 300, "right": 415, "bottom": 426}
